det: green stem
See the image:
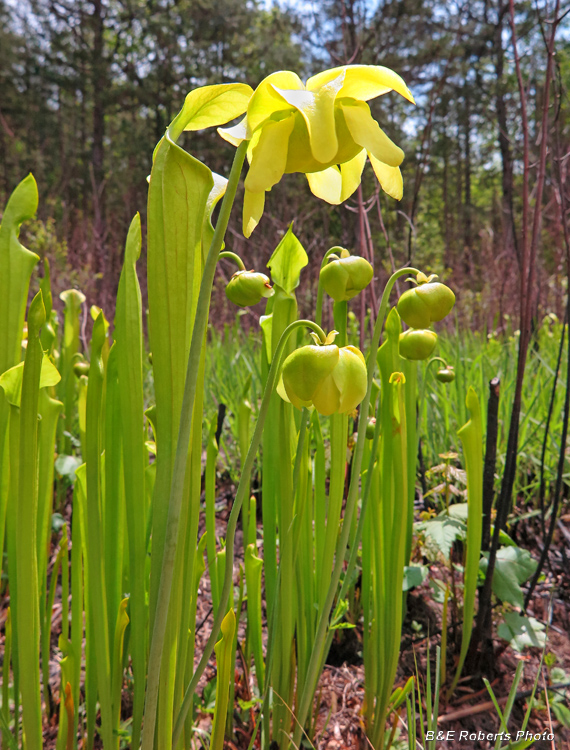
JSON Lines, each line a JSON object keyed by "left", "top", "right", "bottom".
{"left": 172, "top": 319, "right": 326, "bottom": 747}
{"left": 292, "top": 267, "right": 419, "bottom": 748}
{"left": 219, "top": 251, "right": 246, "bottom": 271}
{"left": 315, "top": 247, "right": 343, "bottom": 328}
{"left": 419, "top": 356, "right": 449, "bottom": 444}
{"left": 141, "top": 141, "right": 247, "bottom": 750}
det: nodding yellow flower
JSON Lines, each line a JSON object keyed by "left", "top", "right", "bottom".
{"left": 218, "top": 65, "right": 414, "bottom": 237}
{"left": 279, "top": 333, "right": 367, "bottom": 416}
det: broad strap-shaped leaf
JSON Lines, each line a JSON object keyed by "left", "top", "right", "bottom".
{"left": 83, "top": 312, "right": 114, "bottom": 749}
{"left": 147, "top": 136, "right": 214, "bottom": 626}
{"left": 0, "top": 174, "right": 39, "bottom": 376}
{"left": 210, "top": 609, "right": 237, "bottom": 750}
{"left": 14, "top": 291, "right": 46, "bottom": 750}
{"left": 114, "top": 213, "right": 147, "bottom": 750}
{"left": 0, "top": 177, "right": 40, "bottom": 598}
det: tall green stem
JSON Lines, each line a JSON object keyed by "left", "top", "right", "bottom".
{"left": 292, "top": 267, "right": 419, "bottom": 748}
{"left": 172, "top": 319, "right": 326, "bottom": 747}
{"left": 141, "top": 141, "right": 247, "bottom": 750}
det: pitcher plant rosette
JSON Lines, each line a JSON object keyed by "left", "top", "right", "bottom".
{"left": 0, "top": 60, "right": 490, "bottom": 750}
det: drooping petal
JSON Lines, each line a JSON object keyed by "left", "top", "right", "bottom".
{"left": 342, "top": 101, "right": 404, "bottom": 167}
{"left": 273, "top": 71, "right": 345, "bottom": 164}
{"left": 368, "top": 154, "right": 404, "bottom": 200}
{"left": 282, "top": 344, "right": 339, "bottom": 408}
{"left": 306, "top": 166, "right": 342, "bottom": 204}
{"left": 244, "top": 115, "right": 296, "bottom": 193}
{"left": 306, "top": 149, "right": 366, "bottom": 206}
{"left": 340, "top": 149, "right": 367, "bottom": 202}
{"left": 307, "top": 65, "right": 415, "bottom": 104}
{"left": 218, "top": 116, "right": 248, "bottom": 146}
{"left": 246, "top": 71, "right": 304, "bottom": 135}
{"left": 312, "top": 373, "right": 341, "bottom": 416}
{"left": 332, "top": 346, "right": 367, "bottom": 413}
{"left": 243, "top": 189, "right": 265, "bottom": 238}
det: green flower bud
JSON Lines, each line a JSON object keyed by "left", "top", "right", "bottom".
{"left": 399, "top": 329, "right": 438, "bottom": 360}
{"left": 397, "top": 273, "right": 455, "bottom": 329}
{"left": 435, "top": 367, "right": 455, "bottom": 383}
{"left": 320, "top": 248, "right": 374, "bottom": 302}
{"left": 365, "top": 417, "right": 377, "bottom": 440}
{"left": 281, "top": 338, "right": 367, "bottom": 416}
{"left": 226, "top": 270, "right": 275, "bottom": 307}
{"left": 73, "top": 361, "right": 90, "bottom": 378}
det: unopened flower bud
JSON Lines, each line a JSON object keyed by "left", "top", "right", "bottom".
{"left": 397, "top": 273, "right": 455, "bottom": 329}
{"left": 73, "top": 361, "right": 90, "bottom": 378}
{"left": 399, "top": 329, "right": 438, "bottom": 360}
{"left": 320, "top": 248, "right": 373, "bottom": 302}
{"left": 281, "top": 336, "right": 367, "bottom": 416}
{"left": 436, "top": 367, "right": 455, "bottom": 383}
{"left": 365, "top": 417, "right": 377, "bottom": 439}
{"left": 226, "top": 270, "right": 274, "bottom": 307}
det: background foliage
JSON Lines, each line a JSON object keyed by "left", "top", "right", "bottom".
{"left": 1, "top": 0, "right": 569, "bottom": 324}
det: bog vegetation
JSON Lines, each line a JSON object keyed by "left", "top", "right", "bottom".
{"left": 0, "top": 1, "right": 569, "bottom": 749}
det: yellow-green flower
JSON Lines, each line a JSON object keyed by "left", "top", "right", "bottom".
{"left": 320, "top": 248, "right": 374, "bottom": 302}
{"left": 218, "top": 65, "right": 414, "bottom": 237}
{"left": 225, "top": 269, "right": 274, "bottom": 307}
{"left": 279, "top": 335, "right": 367, "bottom": 416}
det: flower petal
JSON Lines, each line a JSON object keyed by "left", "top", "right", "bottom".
{"left": 307, "top": 65, "right": 414, "bottom": 104}
{"left": 273, "top": 71, "right": 345, "bottom": 164}
{"left": 306, "top": 166, "right": 342, "bottom": 205}
{"left": 340, "top": 149, "right": 367, "bottom": 202}
{"left": 368, "top": 154, "right": 404, "bottom": 200}
{"left": 312, "top": 374, "right": 341, "bottom": 416}
{"left": 244, "top": 115, "right": 296, "bottom": 193}
{"left": 243, "top": 189, "right": 265, "bottom": 238}
{"left": 218, "top": 116, "right": 248, "bottom": 146}
{"left": 332, "top": 346, "right": 367, "bottom": 413}
{"left": 342, "top": 101, "right": 404, "bottom": 167}
{"left": 246, "top": 71, "right": 304, "bottom": 134}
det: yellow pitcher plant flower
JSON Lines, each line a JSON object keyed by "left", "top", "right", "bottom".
{"left": 218, "top": 65, "right": 415, "bottom": 236}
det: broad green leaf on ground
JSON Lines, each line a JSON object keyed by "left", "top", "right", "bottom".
{"left": 54, "top": 454, "right": 82, "bottom": 482}
{"left": 497, "top": 612, "right": 546, "bottom": 651}
{"left": 403, "top": 565, "right": 429, "bottom": 591}
{"left": 551, "top": 702, "right": 570, "bottom": 728}
{"left": 415, "top": 516, "right": 465, "bottom": 560}
{"left": 481, "top": 546, "right": 537, "bottom": 608}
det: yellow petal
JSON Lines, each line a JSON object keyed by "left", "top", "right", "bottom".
{"left": 342, "top": 101, "right": 404, "bottom": 167}
{"left": 306, "top": 166, "right": 342, "bottom": 205}
{"left": 307, "top": 65, "right": 414, "bottom": 104}
{"left": 276, "top": 374, "right": 293, "bottom": 404}
{"left": 247, "top": 71, "right": 304, "bottom": 134}
{"left": 170, "top": 83, "right": 253, "bottom": 138}
{"left": 312, "top": 373, "right": 341, "bottom": 416}
{"left": 340, "top": 149, "right": 367, "bottom": 202}
{"left": 218, "top": 116, "right": 248, "bottom": 146}
{"left": 273, "top": 71, "right": 345, "bottom": 164}
{"left": 368, "top": 154, "right": 404, "bottom": 200}
{"left": 243, "top": 189, "right": 265, "bottom": 238}
{"left": 244, "top": 115, "right": 295, "bottom": 193}
{"left": 332, "top": 347, "right": 367, "bottom": 413}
